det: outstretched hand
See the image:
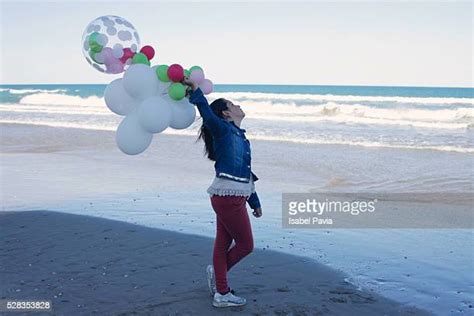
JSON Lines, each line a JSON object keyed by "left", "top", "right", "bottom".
{"left": 182, "top": 76, "right": 197, "bottom": 91}
{"left": 182, "top": 76, "right": 197, "bottom": 98}
{"left": 252, "top": 207, "right": 263, "bottom": 218}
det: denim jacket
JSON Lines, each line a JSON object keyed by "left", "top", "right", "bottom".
{"left": 189, "top": 88, "right": 261, "bottom": 210}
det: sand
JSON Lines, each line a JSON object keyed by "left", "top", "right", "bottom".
{"left": 0, "top": 210, "right": 430, "bottom": 315}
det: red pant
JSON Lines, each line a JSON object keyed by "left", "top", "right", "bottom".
{"left": 210, "top": 195, "right": 254, "bottom": 294}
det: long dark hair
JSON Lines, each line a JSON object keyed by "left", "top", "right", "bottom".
{"left": 196, "top": 98, "right": 228, "bottom": 161}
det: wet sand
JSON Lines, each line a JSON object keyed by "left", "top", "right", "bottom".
{"left": 0, "top": 210, "right": 430, "bottom": 315}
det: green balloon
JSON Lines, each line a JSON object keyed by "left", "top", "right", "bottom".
{"left": 132, "top": 53, "right": 150, "bottom": 66}
{"left": 168, "top": 83, "right": 186, "bottom": 101}
{"left": 88, "top": 32, "right": 102, "bottom": 53}
{"left": 156, "top": 65, "right": 170, "bottom": 82}
{"left": 184, "top": 69, "right": 191, "bottom": 77}
{"left": 89, "top": 50, "right": 102, "bottom": 64}
{"left": 89, "top": 42, "right": 102, "bottom": 53}
{"left": 189, "top": 65, "right": 203, "bottom": 73}
{"left": 88, "top": 32, "right": 99, "bottom": 44}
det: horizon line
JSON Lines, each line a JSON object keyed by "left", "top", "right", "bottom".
{"left": 0, "top": 82, "right": 473, "bottom": 90}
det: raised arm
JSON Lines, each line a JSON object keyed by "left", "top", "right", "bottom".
{"left": 185, "top": 80, "right": 227, "bottom": 137}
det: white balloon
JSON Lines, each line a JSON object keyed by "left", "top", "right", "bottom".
{"left": 116, "top": 111, "right": 153, "bottom": 155}
{"left": 151, "top": 65, "right": 171, "bottom": 96}
{"left": 104, "top": 78, "right": 139, "bottom": 116}
{"left": 157, "top": 81, "right": 171, "bottom": 96}
{"left": 123, "top": 64, "right": 158, "bottom": 100}
{"left": 169, "top": 98, "right": 196, "bottom": 129}
{"left": 138, "top": 96, "right": 172, "bottom": 133}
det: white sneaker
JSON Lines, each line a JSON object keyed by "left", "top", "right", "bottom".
{"left": 206, "top": 264, "right": 217, "bottom": 296}
{"left": 212, "top": 291, "right": 246, "bottom": 308}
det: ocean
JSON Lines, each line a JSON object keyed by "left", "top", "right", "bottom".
{"left": 1, "top": 84, "right": 473, "bottom": 153}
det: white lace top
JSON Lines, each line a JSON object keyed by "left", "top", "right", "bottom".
{"left": 207, "top": 176, "right": 255, "bottom": 197}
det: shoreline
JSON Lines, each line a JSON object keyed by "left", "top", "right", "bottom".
{"left": 0, "top": 210, "right": 430, "bottom": 315}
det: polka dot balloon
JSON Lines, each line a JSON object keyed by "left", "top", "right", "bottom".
{"left": 81, "top": 15, "right": 141, "bottom": 74}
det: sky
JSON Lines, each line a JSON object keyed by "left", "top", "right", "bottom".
{"left": 0, "top": 1, "right": 472, "bottom": 87}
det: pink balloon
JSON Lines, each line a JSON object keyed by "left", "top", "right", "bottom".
{"left": 199, "top": 79, "right": 213, "bottom": 95}
{"left": 167, "top": 64, "right": 184, "bottom": 82}
{"left": 120, "top": 48, "right": 134, "bottom": 64}
{"left": 189, "top": 69, "right": 205, "bottom": 85}
{"left": 101, "top": 47, "right": 115, "bottom": 65}
{"left": 140, "top": 45, "right": 155, "bottom": 60}
{"left": 106, "top": 62, "right": 124, "bottom": 74}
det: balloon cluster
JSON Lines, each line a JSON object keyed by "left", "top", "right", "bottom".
{"left": 82, "top": 15, "right": 215, "bottom": 155}
{"left": 155, "top": 64, "right": 214, "bottom": 101}
{"left": 105, "top": 64, "right": 197, "bottom": 155}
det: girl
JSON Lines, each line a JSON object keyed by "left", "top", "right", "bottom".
{"left": 184, "top": 77, "right": 263, "bottom": 308}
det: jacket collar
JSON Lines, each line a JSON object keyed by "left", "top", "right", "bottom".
{"left": 230, "top": 121, "right": 246, "bottom": 133}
